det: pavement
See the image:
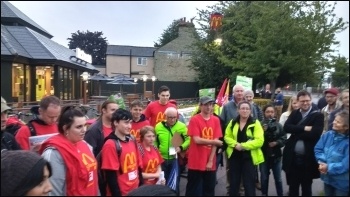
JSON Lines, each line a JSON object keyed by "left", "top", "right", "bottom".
{"left": 179, "top": 158, "right": 324, "bottom": 196}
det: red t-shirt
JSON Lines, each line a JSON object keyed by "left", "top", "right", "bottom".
{"left": 102, "top": 125, "right": 113, "bottom": 139}
{"left": 101, "top": 139, "right": 142, "bottom": 196}
{"left": 144, "top": 101, "right": 176, "bottom": 127}
{"left": 15, "top": 122, "right": 58, "bottom": 150}
{"left": 131, "top": 120, "right": 150, "bottom": 143}
{"left": 187, "top": 114, "right": 222, "bottom": 171}
{"left": 139, "top": 143, "right": 164, "bottom": 185}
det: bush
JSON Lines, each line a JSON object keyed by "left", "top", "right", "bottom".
{"left": 253, "top": 96, "right": 292, "bottom": 113}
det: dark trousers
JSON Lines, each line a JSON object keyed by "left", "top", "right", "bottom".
{"left": 161, "top": 159, "right": 180, "bottom": 195}
{"left": 229, "top": 154, "right": 256, "bottom": 196}
{"left": 287, "top": 160, "right": 313, "bottom": 196}
{"left": 185, "top": 169, "right": 216, "bottom": 196}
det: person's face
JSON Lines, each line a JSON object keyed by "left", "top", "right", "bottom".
{"left": 332, "top": 115, "right": 348, "bottom": 134}
{"left": 200, "top": 102, "right": 214, "bottom": 115}
{"left": 264, "top": 107, "right": 275, "bottom": 119}
{"left": 298, "top": 95, "right": 312, "bottom": 112}
{"left": 39, "top": 104, "right": 61, "bottom": 125}
{"left": 102, "top": 103, "right": 118, "bottom": 121}
{"left": 265, "top": 84, "right": 270, "bottom": 90}
{"left": 65, "top": 117, "right": 87, "bottom": 143}
{"left": 130, "top": 106, "right": 143, "bottom": 120}
{"left": 1, "top": 110, "right": 8, "bottom": 131}
{"left": 158, "top": 91, "right": 170, "bottom": 104}
{"left": 276, "top": 88, "right": 281, "bottom": 93}
{"left": 25, "top": 165, "right": 52, "bottom": 196}
{"left": 291, "top": 99, "right": 299, "bottom": 110}
{"left": 325, "top": 93, "right": 337, "bottom": 105}
{"left": 114, "top": 119, "right": 132, "bottom": 136}
{"left": 245, "top": 94, "right": 254, "bottom": 103}
{"left": 165, "top": 111, "right": 178, "bottom": 126}
{"left": 238, "top": 103, "right": 251, "bottom": 118}
{"left": 142, "top": 130, "right": 155, "bottom": 146}
{"left": 233, "top": 86, "right": 244, "bottom": 100}
{"left": 341, "top": 92, "right": 349, "bottom": 108}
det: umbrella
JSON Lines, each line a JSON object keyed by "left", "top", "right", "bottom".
{"left": 88, "top": 74, "right": 114, "bottom": 95}
{"left": 167, "top": 154, "right": 179, "bottom": 193}
{"left": 107, "top": 79, "right": 136, "bottom": 94}
{"left": 111, "top": 74, "right": 134, "bottom": 81}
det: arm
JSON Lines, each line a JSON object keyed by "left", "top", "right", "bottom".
{"left": 327, "top": 153, "right": 349, "bottom": 175}
{"left": 206, "top": 143, "right": 217, "bottom": 170}
{"left": 142, "top": 165, "right": 161, "bottom": 179}
{"left": 42, "top": 148, "right": 66, "bottom": 196}
{"left": 275, "top": 123, "right": 287, "bottom": 148}
{"left": 84, "top": 128, "right": 98, "bottom": 157}
{"left": 14, "top": 126, "right": 31, "bottom": 150}
{"left": 224, "top": 120, "right": 237, "bottom": 148}
{"left": 241, "top": 121, "right": 264, "bottom": 150}
{"left": 283, "top": 111, "right": 305, "bottom": 134}
{"left": 179, "top": 124, "right": 190, "bottom": 150}
{"left": 105, "top": 170, "right": 121, "bottom": 196}
{"left": 279, "top": 112, "right": 288, "bottom": 127}
{"left": 299, "top": 113, "right": 324, "bottom": 141}
{"left": 192, "top": 136, "right": 222, "bottom": 146}
{"left": 314, "top": 133, "right": 327, "bottom": 163}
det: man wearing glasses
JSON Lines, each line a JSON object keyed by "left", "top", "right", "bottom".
{"left": 282, "top": 90, "right": 324, "bottom": 196}
{"left": 154, "top": 107, "right": 190, "bottom": 195}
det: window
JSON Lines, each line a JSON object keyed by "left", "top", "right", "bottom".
{"left": 35, "top": 66, "right": 54, "bottom": 101}
{"left": 12, "top": 63, "right": 25, "bottom": 102}
{"left": 137, "top": 57, "right": 147, "bottom": 66}
{"left": 167, "top": 53, "right": 180, "bottom": 59}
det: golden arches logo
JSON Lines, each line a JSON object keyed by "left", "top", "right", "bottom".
{"left": 130, "top": 129, "right": 140, "bottom": 139}
{"left": 145, "top": 158, "right": 159, "bottom": 173}
{"left": 81, "top": 153, "right": 97, "bottom": 171}
{"left": 155, "top": 112, "right": 165, "bottom": 123}
{"left": 123, "top": 152, "right": 137, "bottom": 173}
{"left": 210, "top": 14, "right": 223, "bottom": 30}
{"left": 202, "top": 127, "right": 213, "bottom": 140}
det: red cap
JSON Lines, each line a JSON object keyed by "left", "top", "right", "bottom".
{"left": 169, "top": 99, "right": 177, "bottom": 105}
{"left": 324, "top": 88, "right": 339, "bottom": 96}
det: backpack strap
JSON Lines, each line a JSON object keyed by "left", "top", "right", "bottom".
{"left": 27, "top": 121, "right": 37, "bottom": 136}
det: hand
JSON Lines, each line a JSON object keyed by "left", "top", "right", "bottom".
{"left": 235, "top": 143, "right": 243, "bottom": 151}
{"left": 160, "top": 179, "right": 166, "bottom": 185}
{"left": 206, "top": 160, "right": 213, "bottom": 171}
{"left": 217, "top": 149, "right": 223, "bottom": 154}
{"left": 318, "top": 162, "right": 328, "bottom": 174}
{"left": 175, "top": 147, "right": 181, "bottom": 153}
{"left": 305, "top": 126, "right": 312, "bottom": 132}
{"left": 263, "top": 124, "right": 268, "bottom": 131}
{"left": 269, "top": 142, "right": 277, "bottom": 148}
{"left": 213, "top": 139, "right": 223, "bottom": 147}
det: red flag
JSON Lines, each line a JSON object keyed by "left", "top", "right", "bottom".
{"left": 222, "top": 79, "right": 230, "bottom": 105}
{"left": 216, "top": 78, "right": 228, "bottom": 107}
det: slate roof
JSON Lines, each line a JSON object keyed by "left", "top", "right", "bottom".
{"left": 1, "top": 25, "right": 97, "bottom": 72}
{"left": 1, "top": 1, "right": 52, "bottom": 38}
{"left": 107, "top": 45, "right": 157, "bottom": 57}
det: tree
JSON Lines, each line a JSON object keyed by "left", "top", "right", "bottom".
{"left": 68, "top": 30, "right": 108, "bottom": 65}
{"left": 192, "top": 1, "right": 348, "bottom": 96}
{"left": 331, "top": 55, "right": 349, "bottom": 88}
{"left": 154, "top": 20, "right": 180, "bottom": 48}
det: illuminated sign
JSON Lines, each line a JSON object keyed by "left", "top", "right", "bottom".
{"left": 76, "top": 48, "right": 92, "bottom": 64}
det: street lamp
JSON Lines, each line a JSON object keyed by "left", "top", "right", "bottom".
{"left": 151, "top": 76, "right": 157, "bottom": 100}
{"left": 133, "top": 78, "right": 138, "bottom": 93}
{"left": 142, "top": 75, "right": 148, "bottom": 99}
{"left": 214, "top": 38, "right": 222, "bottom": 45}
{"left": 80, "top": 72, "right": 90, "bottom": 104}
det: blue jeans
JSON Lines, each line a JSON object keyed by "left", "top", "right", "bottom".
{"left": 324, "top": 183, "right": 348, "bottom": 196}
{"left": 260, "top": 157, "right": 283, "bottom": 196}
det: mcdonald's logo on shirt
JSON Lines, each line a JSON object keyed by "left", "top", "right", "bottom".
{"left": 123, "top": 152, "right": 137, "bottom": 173}
{"left": 145, "top": 158, "right": 159, "bottom": 173}
{"left": 155, "top": 112, "right": 165, "bottom": 124}
{"left": 81, "top": 153, "right": 97, "bottom": 171}
{"left": 130, "top": 129, "right": 140, "bottom": 139}
{"left": 202, "top": 127, "right": 213, "bottom": 140}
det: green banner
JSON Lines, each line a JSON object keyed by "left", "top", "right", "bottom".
{"left": 199, "top": 88, "right": 216, "bottom": 99}
{"left": 236, "top": 75, "right": 253, "bottom": 90}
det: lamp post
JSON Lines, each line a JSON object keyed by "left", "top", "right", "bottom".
{"left": 133, "top": 78, "right": 138, "bottom": 93}
{"left": 214, "top": 38, "right": 222, "bottom": 45}
{"left": 80, "top": 72, "right": 90, "bottom": 104}
{"left": 142, "top": 75, "right": 148, "bottom": 99}
{"left": 151, "top": 76, "right": 157, "bottom": 100}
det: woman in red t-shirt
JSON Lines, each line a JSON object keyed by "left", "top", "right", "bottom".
{"left": 138, "top": 126, "right": 165, "bottom": 185}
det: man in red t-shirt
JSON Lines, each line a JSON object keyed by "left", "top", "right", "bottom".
{"left": 85, "top": 100, "right": 118, "bottom": 156}
{"left": 130, "top": 100, "right": 150, "bottom": 143}
{"left": 101, "top": 108, "right": 143, "bottom": 196}
{"left": 185, "top": 96, "right": 223, "bottom": 196}
{"left": 15, "top": 96, "right": 61, "bottom": 150}
{"left": 144, "top": 85, "right": 176, "bottom": 127}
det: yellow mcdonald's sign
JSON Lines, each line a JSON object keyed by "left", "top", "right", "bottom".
{"left": 155, "top": 112, "right": 165, "bottom": 124}
{"left": 145, "top": 158, "right": 159, "bottom": 173}
{"left": 123, "top": 152, "right": 137, "bottom": 173}
{"left": 202, "top": 127, "right": 213, "bottom": 140}
{"left": 81, "top": 153, "right": 97, "bottom": 171}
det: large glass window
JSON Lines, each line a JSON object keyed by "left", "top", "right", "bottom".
{"left": 58, "top": 66, "right": 75, "bottom": 100}
{"left": 12, "top": 63, "right": 25, "bottom": 102}
{"left": 35, "top": 66, "right": 54, "bottom": 101}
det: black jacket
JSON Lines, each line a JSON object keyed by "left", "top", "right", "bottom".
{"left": 260, "top": 119, "right": 286, "bottom": 159}
{"left": 1, "top": 131, "right": 21, "bottom": 151}
{"left": 84, "top": 118, "right": 104, "bottom": 157}
{"left": 282, "top": 106, "right": 324, "bottom": 179}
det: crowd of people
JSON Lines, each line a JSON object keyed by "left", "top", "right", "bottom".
{"left": 1, "top": 84, "right": 349, "bottom": 196}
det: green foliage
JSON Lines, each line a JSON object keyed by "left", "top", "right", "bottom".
{"left": 68, "top": 30, "right": 108, "bottom": 65}
{"left": 154, "top": 20, "right": 180, "bottom": 48}
{"left": 331, "top": 56, "right": 349, "bottom": 88}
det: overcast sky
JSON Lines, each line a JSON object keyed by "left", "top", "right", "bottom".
{"left": 8, "top": 1, "right": 349, "bottom": 58}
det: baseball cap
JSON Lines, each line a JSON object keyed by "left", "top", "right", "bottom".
{"left": 1, "top": 97, "right": 11, "bottom": 113}
{"left": 324, "top": 88, "right": 339, "bottom": 96}
{"left": 199, "top": 96, "right": 215, "bottom": 105}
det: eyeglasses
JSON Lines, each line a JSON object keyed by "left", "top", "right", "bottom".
{"left": 299, "top": 100, "right": 311, "bottom": 103}
{"left": 167, "top": 116, "right": 177, "bottom": 119}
